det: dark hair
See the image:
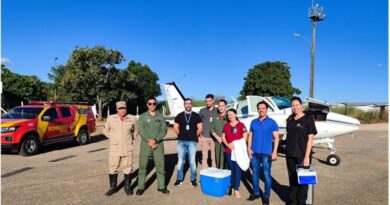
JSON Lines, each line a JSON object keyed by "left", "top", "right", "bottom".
{"left": 184, "top": 98, "right": 192, "bottom": 102}
{"left": 227, "top": 108, "right": 239, "bottom": 122}
{"left": 291, "top": 96, "right": 302, "bottom": 105}
{"left": 205, "top": 94, "right": 214, "bottom": 99}
{"left": 147, "top": 97, "right": 157, "bottom": 103}
{"left": 218, "top": 99, "right": 227, "bottom": 105}
{"left": 287, "top": 96, "right": 303, "bottom": 121}
{"left": 257, "top": 101, "right": 269, "bottom": 109}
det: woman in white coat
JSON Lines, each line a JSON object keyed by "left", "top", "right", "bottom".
{"left": 222, "top": 108, "right": 248, "bottom": 198}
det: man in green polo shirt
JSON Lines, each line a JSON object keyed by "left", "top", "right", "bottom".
{"left": 136, "top": 97, "right": 169, "bottom": 195}
{"left": 210, "top": 99, "right": 228, "bottom": 169}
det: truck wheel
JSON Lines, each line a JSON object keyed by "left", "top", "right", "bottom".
{"left": 77, "top": 129, "right": 89, "bottom": 145}
{"left": 19, "top": 135, "right": 39, "bottom": 156}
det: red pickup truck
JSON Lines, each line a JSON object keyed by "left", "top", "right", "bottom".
{"left": 1, "top": 101, "right": 96, "bottom": 156}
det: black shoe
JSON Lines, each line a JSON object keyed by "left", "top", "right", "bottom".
{"left": 136, "top": 189, "right": 144, "bottom": 196}
{"left": 227, "top": 188, "right": 233, "bottom": 196}
{"left": 262, "top": 197, "right": 270, "bottom": 205}
{"left": 126, "top": 189, "right": 133, "bottom": 195}
{"left": 105, "top": 174, "right": 118, "bottom": 196}
{"left": 157, "top": 188, "right": 170, "bottom": 194}
{"left": 247, "top": 194, "right": 261, "bottom": 201}
{"left": 124, "top": 174, "right": 133, "bottom": 195}
{"left": 174, "top": 180, "right": 183, "bottom": 187}
{"left": 191, "top": 180, "right": 197, "bottom": 187}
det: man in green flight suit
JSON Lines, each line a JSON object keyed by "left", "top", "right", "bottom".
{"left": 210, "top": 99, "right": 228, "bottom": 170}
{"left": 136, "top": 97, "right": 169, "bottom": 195}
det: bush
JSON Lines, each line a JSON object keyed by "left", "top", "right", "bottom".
{"left": 191, "top": 99, "right": 205, "bottom": 107}
{"left": 331, "top": 106, "right": 388, "bottom": 124}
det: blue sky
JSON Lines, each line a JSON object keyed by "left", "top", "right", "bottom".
{"left": 2, "top": 0, "right": 388, "bottom": 103}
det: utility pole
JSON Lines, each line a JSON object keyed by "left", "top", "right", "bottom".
{"left": 308, "top": 1, "right": 325, "bottom": 98}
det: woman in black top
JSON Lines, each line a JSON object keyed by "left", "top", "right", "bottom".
{"left": 286, "top": 97, "right": 317, "bottom": 205}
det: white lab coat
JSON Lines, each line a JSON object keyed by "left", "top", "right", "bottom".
{"left": 231, "top": 138, "right": 250, "bottom": 171}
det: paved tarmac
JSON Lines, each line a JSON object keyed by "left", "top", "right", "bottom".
{"left": 1, "top": 123, "right": 388, "bottom": 205}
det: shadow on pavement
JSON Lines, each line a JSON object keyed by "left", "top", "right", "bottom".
{"left": 272, "top": 177, "right": 289, "bottom": 203}
{"left": 163, "top": 151, "right": 202, "bottom": 185}
{"left": 240, "top": 161, "right": 289, "bottom": 203}
{"left": 2, "top": 134, "right": 108, "bottom": 156}
{"left": 116, "top": 151, "right": 203, "bottom": 192}
{"left": 312, "top": 156, "right": 329, "bottom": 166}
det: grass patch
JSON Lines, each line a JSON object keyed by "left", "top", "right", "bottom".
{"left": 331, "top": 106, "right": 388, "bottom": 124}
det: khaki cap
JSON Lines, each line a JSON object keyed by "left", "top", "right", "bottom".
{"left": 116, "top": 101, "right": 127, "bottom": 108}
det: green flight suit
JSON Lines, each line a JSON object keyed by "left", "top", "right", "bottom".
{"left": 210, "top": 115, "right": 227, "bottom": 169}
{"left": 137, "top": 111, "right": 167, "bottom": 190}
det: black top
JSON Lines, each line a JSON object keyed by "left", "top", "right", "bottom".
{"left": 175, "top": 111, "right": 202, "bottom": 142}
{"left": 286, "top": 114, "right": 318, "bottom": 158}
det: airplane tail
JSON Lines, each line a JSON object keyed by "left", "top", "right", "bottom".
{"left": 163, "top": 82, "right": 185, "bottom": 117}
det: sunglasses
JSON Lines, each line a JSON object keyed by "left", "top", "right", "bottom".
{"left": 148, "top": 103, "right": 156, "bottom": 106}
{"left": 117, "top": 107, "right": 126, "bottom": 110}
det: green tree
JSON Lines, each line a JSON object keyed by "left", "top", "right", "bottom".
{"left": 1, "top": 65, "right": 49, "bottom": 109}
{"left": 125, "top": 60, "right": 161, "bottom": 114}
{"left": 239, "top": 61, "right": 301, "bottom": 99}
{"left": 48, "top": 46, "right": 162, "bottom": 119}
{"left": 49, "top": 46, "right": 126, "bottom": 119}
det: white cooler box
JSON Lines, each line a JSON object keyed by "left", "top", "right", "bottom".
{"left": 297, "top": 165, "right": 317, "bottom": 185}
{"left": 200, "top": 168, "right": 231, "bottom": 197}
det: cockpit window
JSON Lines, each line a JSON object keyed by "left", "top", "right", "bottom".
{"left": 249, "top": 99, "right": 259, "bottom": 113}
{"left": 271, "top": 96, "right": 291, "bottom": 110}
{"left": 236, "top": 101, "right": 248, "bottom": 115}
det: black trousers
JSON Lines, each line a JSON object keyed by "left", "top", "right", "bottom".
{"left": 286, "top": 156, "right": 312, "bottom": 205}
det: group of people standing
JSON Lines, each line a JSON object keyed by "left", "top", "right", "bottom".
{"left": 103, "top": 95, "right": 317, "bottom": 205}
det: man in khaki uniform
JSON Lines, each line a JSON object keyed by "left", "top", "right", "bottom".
{"left": 103, "top": 101, "right": 138, "bottom": 196}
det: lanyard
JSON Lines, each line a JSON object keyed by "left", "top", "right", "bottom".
{"left": 184, "top": 112, "right": 192, "bottom": 124}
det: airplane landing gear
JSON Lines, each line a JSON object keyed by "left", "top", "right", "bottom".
{"left": 327, "top": 154, "right": 341, "bottom": 166}
{"left": 326, "top": 139, "right": 341, "bottom": 166}
{"left": 314, "top": 137, "right": 342, "bottom": 166}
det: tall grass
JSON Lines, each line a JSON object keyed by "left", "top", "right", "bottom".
{"left": 191, "top": 100, "right": 205, "bottom": 107}
{"left": 331, "top": 106, "right": 388, "bottom": 124}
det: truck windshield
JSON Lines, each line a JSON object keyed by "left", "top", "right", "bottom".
{"left": 2, "top": 107, "right": 43, "bottom": 119}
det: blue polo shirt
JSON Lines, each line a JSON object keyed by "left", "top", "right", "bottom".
{"left": 250, "top": 116, "right": 279, "bottom": 155}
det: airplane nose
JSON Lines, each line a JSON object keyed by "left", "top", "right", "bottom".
{"left": 350, "top": 116, "right": 360, "bottom": 126}
{"left": 327, "top": 112, "right": 360, "bottom": 127}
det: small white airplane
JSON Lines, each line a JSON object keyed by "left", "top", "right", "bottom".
{"left": 163, "top": 82, "right": 361, "bottom": 166}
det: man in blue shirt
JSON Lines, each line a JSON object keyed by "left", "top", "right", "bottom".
{"left": 247, "top": 101, "right": 279, "bottom": 205}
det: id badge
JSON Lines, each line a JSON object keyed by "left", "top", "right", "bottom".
{"left": 210, "top": 117, "right": 213, "bottom": 122}
{"left": 233, "top": 128, "right": 237, "bottom": 134}
{"left": 186, "top": 125, "right": 190, "bottom": 130}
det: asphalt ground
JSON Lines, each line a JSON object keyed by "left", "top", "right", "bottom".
{"left": 1, "top": 123, "right": 388, "bottom": 205}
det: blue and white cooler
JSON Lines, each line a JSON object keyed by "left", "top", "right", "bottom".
{"left": 296, "top": 165, "right": 317, "bottom": 185}
{"left": 200, "top": 168, "right": 231, "bottom": 197}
